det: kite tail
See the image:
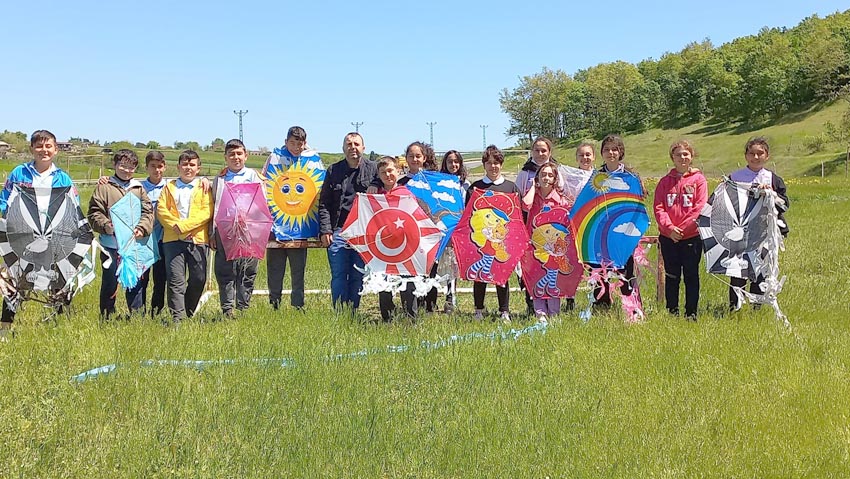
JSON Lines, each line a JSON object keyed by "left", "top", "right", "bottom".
{"left": 117, "top": 257, "right": 140, "bottom": 290}
{"left": 621, "top": 286, "right": 645, "bottom": 324}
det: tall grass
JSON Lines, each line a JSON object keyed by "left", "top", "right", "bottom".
{"left": 0, "top": 180, "right": 848, "bottom": 477}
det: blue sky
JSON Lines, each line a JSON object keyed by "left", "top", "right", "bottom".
{"left": 3, "top": 1, "right": 847, "bottom": 155}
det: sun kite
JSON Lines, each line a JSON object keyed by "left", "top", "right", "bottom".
{"left": 265, "top": 161, "right": 324, "bottom": 233}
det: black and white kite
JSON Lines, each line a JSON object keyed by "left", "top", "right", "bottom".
{"left": 0, "top": 185, "right": 94, "bottom": 309}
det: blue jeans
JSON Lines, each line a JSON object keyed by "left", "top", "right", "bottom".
{"left": 327, "top": 229, "right": 364, "bottom": 310}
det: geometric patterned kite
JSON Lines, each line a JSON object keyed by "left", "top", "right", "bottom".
{"left": 0, "top": 185, "right": 94, "bottom": 305}
{"left": 340, "top": 191, "right": 443, "bottom": 276}
{"left": 697, "top": 179, "right": 770, "bottom": 281}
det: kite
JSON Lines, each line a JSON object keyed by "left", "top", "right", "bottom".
{"left": 403, "top": 171, "right": 465, "bottom": 260}
{"left": 558, "top": 165, "right": 593, "bottom": 204}
{"left": 109, "top": 193, "right": 156, "bottom": 290}
{"left": 520, "top": 205, "right": 582, "bottom": 299}
{"left": 265, "top": 155, "right": 325, "bottom": 241}
{"left": 340, "top": 191, "right": 444, "bottom": 277}
{"left": 0, "top": 185, "right": 94, "bottom": 308}
{"left": 215, "top": 182, "right": 274, "bottom": 261}
{"left": 697, "top": 179, "right": 788, "bottom": 325}
{"left": 569, "top": 170, "right": 650, "bottom": 268}
{"left": 452, "top": 189, "right": 529, "bottom": 285}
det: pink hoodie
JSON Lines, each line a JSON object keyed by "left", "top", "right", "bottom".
{"left": 653, "top": 168, "right": 708, "bottom": 239}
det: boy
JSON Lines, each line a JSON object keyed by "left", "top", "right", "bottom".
{"left": 211, "top": 139, "right": 263, "bottom": 317}
{"left": 0, "top": 130, "right": 80, "bottom": 339}
{"left": 157, "top": 150, "right": 213, "bottom": 322}
{"left": 262, "top": 126, "right": 321, "bottom": 310}
{"left": 374, "top": 156, "right": 418, "bottom": 321}
{"left": 87, "top": 149, "right": 155, "bottom": 318}
{"left": 137, "top": 151, "right": 168, "bottom": 316}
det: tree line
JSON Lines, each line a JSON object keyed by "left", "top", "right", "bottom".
{"left": 500, "top": 11, "right": 850, "bottom": 144}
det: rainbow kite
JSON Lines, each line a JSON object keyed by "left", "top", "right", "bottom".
{"left": 569, "top": 171, "right": 649, "bottom": 268}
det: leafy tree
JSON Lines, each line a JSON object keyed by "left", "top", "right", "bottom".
{"left": 210, "top": 138, "right": 225, "bottom": 151}
{"left": 146, "top": 140, "right": 160, "bottom": 149}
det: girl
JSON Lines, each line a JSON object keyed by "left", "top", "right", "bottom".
{"left": 517, "top": 136, "right": 559, "bottom": 198}
{"left": 593, "top": 134, "right": 646, "bottom": 308}
{"left": 728, "top": 137, "right": 789, "bottom": 311}
{"left": 467, "top": 145, "right": 520, "bottom": 323}
{"left": 400, "top": 141, "right": 437, "bottom": 183}
{"left": 437, "top": 150, "right": 469, "bottom": 313}
{"left": 522, "top": 160, "right": 570, "bottom": 323}
{"left": 653, "top": 140, "right": 707, "bottom": 320}
{"left": 575, "top": 142, "right": 595, "bottom": 171}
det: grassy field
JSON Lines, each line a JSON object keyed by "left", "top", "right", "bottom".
{"left": 0, "top": 178, "right": 848, "bottom": 477}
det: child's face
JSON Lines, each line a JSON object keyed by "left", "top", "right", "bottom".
{"left": 406, "top": 146, "right": 425, "bottom": 173}
{"left": 225, "top": 147, "right": 247, "bottom": 172}
{"left": 286, "top": 137, "right": 306, "bottom": 157}
{"left": 745, "top": 143, "right": 769, "bottom": 172}
{"left": 576, "top": 146, "right": 595, "bottom": 171}
{"left": 379, "top": 163, "right": 399, "bottom": 190}
{"left": 531, "top": 141, "right": 550, "bottom": 163}
{"left": 445, "top": 154, "right": 462, "bottom": 174}
{"left": 31, "top": 139, "right": 57, "bottom": 169}
{"left": 537, "top": 165, "right": 557, "bottom": 188}
{"left": 602, "top": 143, "right": 622, "bottom": 169}
{"left": 671, "top": 147, "right": 693, "bottom": 173}
{"left": 178, "top": 158, "right": 200, "bottom": 182}
{"left": 483, "top": 156, "right": 503, "bottom": 181}
{"left": 114, "top": 159, "right": 137, "bottom": 181}
{"left": 146, "top": 160, "right": 166, "bottom": 183}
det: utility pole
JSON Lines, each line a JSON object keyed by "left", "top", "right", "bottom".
{"left": 233, "top": 110, "right": 248, "bottom": 143}
{"left": 426, "top": 122, "right": 437, "bottom": 148}
{"left": 351, "top": 121, "right": 363, "bottom": 133}
{"left": 480, "top": 124, "right": 488, "bottom": 151}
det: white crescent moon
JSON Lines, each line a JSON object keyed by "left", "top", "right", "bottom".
{"left": 375, "top": 224, "right": 407, "bottom": 257}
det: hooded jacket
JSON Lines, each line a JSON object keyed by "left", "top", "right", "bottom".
{"left": 652, "top": 167, "right": 708, "bottom": 240}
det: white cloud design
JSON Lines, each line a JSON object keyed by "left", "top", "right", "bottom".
{"left": 436, "top": 179, "right": 462, "bottom": 190}
{"left": 602, "top": 177, "right": 630, "bottom": 191}
{"left": 613, "top": 222, "right": 642, "bottom": 237}
{"left": 432, "top": 191, "right": 456, "bottom": 203}
{"left": 406, "top": 179, "right": 429, "bottom": 190}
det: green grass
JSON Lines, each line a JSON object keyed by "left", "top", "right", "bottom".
{"left": 1, "top": 178, "right": 849, "bottom": 477}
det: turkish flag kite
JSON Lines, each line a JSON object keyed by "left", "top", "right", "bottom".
{"left": 452, "top": 189, "right": 529, "bottom": 286}
{"left": 340, "top": 189, "right": 444, "bottom": 276}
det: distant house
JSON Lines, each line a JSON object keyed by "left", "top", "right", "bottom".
{"left": 101, "top": 148, "right": 113, "bottom": 155}
{"left": 0, "top": 141, "right": 9, "bottom": 159}
{"left": 56, "top": 142, "right": 74, "bottom": 152}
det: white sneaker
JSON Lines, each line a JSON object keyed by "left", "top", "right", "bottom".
{"left": 536, "top": 313, "right": 548, "bottom": 325}
{"left": 473, "top": 309, "right": 484, "bottom": 321}
{"left": 500, "top": 311, "right": 511, "bottom": 324}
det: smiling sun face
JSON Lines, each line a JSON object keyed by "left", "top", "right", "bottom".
{"left": 266, "top": 162, "right": 324, "bottom": 230}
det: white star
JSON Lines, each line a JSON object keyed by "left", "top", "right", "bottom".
{"left": 393, "top": 217, "right": 405, "bottom": 229}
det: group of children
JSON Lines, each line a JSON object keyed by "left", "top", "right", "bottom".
{"left": 0, "top": 129, "right": 789, "bottom": 338}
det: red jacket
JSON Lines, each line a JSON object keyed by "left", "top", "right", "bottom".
{"left": 653, "top": 168, "right": 707, "bottom": 240}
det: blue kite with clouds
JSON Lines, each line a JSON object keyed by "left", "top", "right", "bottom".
{"left": 404, "top": 171, "right": 465, "bottom": 260}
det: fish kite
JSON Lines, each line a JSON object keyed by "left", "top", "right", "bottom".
{"left": 452, "top": 189, "right": 529, "bottom": 286}
{"left": 520, "top": 205, "right": 582, "bottom": 299}
{"left": 569, "top": 170, "right": 649, "bottom": 268}
{"left": 0, "top": 185, "right": 94, "bottom": 308}
{"left": 109, "top": 193, "right": 156, "bottom": 290}
{"left": 403, "top": 170, "right": 465, "bottom": 260}
{"left": 215, "top": 182, "right": 274, "bottom": 261}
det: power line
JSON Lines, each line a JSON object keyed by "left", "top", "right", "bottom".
{"left": 426, "top": 122, "right": 437, "bottom": 149}
{"left": 351, "top": 121, "right": 363, "bottom": 133}
{"left": 233, "top": 110, "right": 248, "bottom": 143}
{"left": 480, "top": 124, "right": 488, "bottom": 151}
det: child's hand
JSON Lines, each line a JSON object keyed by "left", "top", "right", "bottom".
{"left": 670, "top": 226, "right": 684, "bottom": 242}
{"left": 200, "top": 177, "right": 211, "bottom": 193}
{"left": 134, "top": 227, "right": 144, "bottom": 239}
{"left": 97, "top": 176, "right": 109, "bottom": 185}
{"left": 321, "top": 233, "right": 332, "bottom": 248}
{"left": 104, "top": 222, "right": 114, "bottom": 235}
{"left": 366, "top": 186, "right": 379, "bottom": 194}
